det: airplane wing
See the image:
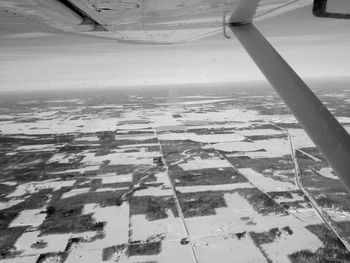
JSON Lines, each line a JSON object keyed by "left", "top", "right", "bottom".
{"left": 0, "top": 0, "right": 312, "bottom": 43}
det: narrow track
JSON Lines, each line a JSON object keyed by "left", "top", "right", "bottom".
{"left": 154, "top": 130, "right": 200, "bottom": 263}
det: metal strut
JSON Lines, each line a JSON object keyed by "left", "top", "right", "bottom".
{"left": 223, "top": 11, "right": 231, "bottom": 39}
{"left": 229, "top": 23, "right": 350, "bottom": 192}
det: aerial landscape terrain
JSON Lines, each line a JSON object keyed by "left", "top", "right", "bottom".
{"left": 0, "top": 81, "right": 350, "bottom": 263}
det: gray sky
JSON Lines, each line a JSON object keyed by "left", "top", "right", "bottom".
{"left": 1, "top": 4, "right": 350, "bottom": 91}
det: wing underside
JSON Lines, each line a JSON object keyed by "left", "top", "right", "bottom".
{"left": 0, "top": 0, "right": 312, "bottom": 43}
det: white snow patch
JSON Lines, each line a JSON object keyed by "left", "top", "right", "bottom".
{"left": 186, "top": 122, "right": 253, "bottom": 130}
{"left": 176, "top": 183, "right": 253, "bottom": 193}
{"left": 194, "top": 134, "right": 245, "bottom": 143}
{"left": 45, "top": 99, "right": 82, "bottom": 103}
{"left": 130, "top": 209, "right": 185, "bottom": 241}
{"left": 323, "top": 208, "right": 350, "bottom": 222}
{"left": 181, "top": 95, "right": 225, "bottom": 99}
{"left": 10, "top": 208, "right": 46, "bottom": 228}
{"left": 272, "top": 115, "right": 298, "bottom": 124}
{"left": 63, "top": 244, "right": 103, "bottom": 263}
{"left": 7, "top": 180, "right": 76, "bottom": 198}
{"left": 117, "top": 134, "right": 155, "bottom": 140}
{"left": 15, "top": 144, "right": 57, "bottom": 151}
{"left": 238, "top": 168, "right": 295, "bottom": 192}
{"left": 288, "top": 129, "right": 315, "bottom": 148}
{"left": 337, "top": 116, "right": 350, "bottom": 123}
{"left": 182, "top": 109, "right": 262, "bottom": 123}
{"left": 204, "top": 141, "right": 260, "bottom": 152}
{"left": 0, "top": 256, "right": 39, "bottom": 263}
{"left": 133, "top": 187, "right": 173, "bottom": 197}
{"left": 96, "top": 173, "right": 133, "bottom": 184}
{"left": 193, "top": 235, "right": 266, "bottom": 263}
{"left": 82, "top": 203, "right": 129, "bottom": 247}
{"left": 117, "top": 124, "right": 151, "bottom": 130}
{"left": 82, "top": 149, "right": 159, "bottom": 166}
{"left": 88, "top": 105, "right": 123, "bottom": 109}
{"left": 289, "top": 209, "right": 323, "bottom": 224}
{"left": 158, "top": 133, "right": 244, "bottom": 143}
{"left": 225, "top": 138, "right": 292, "bottom": 158}
{"left": 118, "top": 143, "right": 159, "bottom": 148}
{"left": 61, "top": 188, "right": 90, "bottom": 199}
{"left": 15, "top": 231, "right": 70, "bottom": 256}
{"left": 158, "top": 98, "right": 234, "bottom": 106}
{"left": 47, "top": 166, "right": 99, "bottom": 175}
{"left": 179, "top": 156, "right": 231, "bottom": 170}
{"left": 0, "top": 117, "right": 118, "bottom": 135}
{"left": 237, "top": 129, "right": 283, "bottom": 136}
{"left": 262, "top": 224, "right": 323, "bottom": 263}
{"left": 95, "top": 187, "right": 129, "bottom": 192}
{"left": 184, "top": 192, "right": 323, "bottom": 262}
{"left": 317, "top": 167, "right": 338, "bottom": 180}
{"left": 1, "top": 181, "right": 17, "bottom": 186}
{"left": 148, "top": 112, "right": 185, "bottom": 131}
{"left": 157, "top": 132, "right": 197, "bottom": 141}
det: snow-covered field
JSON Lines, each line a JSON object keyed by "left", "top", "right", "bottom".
{"left": 316, "top": 167, "right": 338, "bottom": 180}
{"left": 130, "top": 210, "right": 184, "bottom": 241}
{"left": 207, "top": 138, "right": 292, "bottom": 158}
{"left": 238, "top": 168, "right": 296, "bottom": 192}
{"left": 83, "top": 203, "right": 130, "bottom": 246}
{"left": 0, "top": 117, "right": 119, "bottom": 135}
{"left": 323, "top": 208, "right": 350, "bottom": 222}
{"left": 178, "top": 156, "right": 231, "bottom": 170}
{"left": 134, "top": 186, "right": 173, "bottom": 196}
{"left": 81, "top": 148, "right": 160, "bottom": 166}
{"left": 185, "top": 192, "right": 323, "bottom": 262}
{"left": 176, "top": 183, "right": 253, "bottom": 193}
{"left": 15, "top": 144, "right": 57, "bottom": 152}
{"left": 7, "top": 180, "right": 76, "bottom": 198}
{"left": 61, "top": 188, "right": 90, "bottom": 199}
{"left": 96, "top": 173, "right": 133, "bottom": 184}
{"left": 193, "top": 235, "right": 265, "bottom": 263}
{"left": 1, "top": 87, "right": 349, "bottom": 262}
{"left": 9, "top": 208, "right": 47, "bottom": 228}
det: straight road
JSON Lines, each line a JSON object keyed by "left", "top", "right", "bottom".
{"left": 155, "top": 129, "right": 200, "bottom": 263}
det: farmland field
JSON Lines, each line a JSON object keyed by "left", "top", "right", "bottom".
{"left": 0, "top": 81, "right": 350, "bottom": 262}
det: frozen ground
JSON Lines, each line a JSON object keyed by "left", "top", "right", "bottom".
{"left": 1, "top": 84, "right": 350, "bottom": 262}
{"left": 238, "top": 168, "right": 295, "bottom": 192}
{"left": 317, "top": 167, "right": 338, "bottom": 180}
{"left": 7, "top": 180, "right": 76, "bottom": 198}
{"left": 176, "top": 183, "right": 253, "bottom": 193}
{"left": 178, "top": 156, "right": 231, "bottom": 170}
{"left": 185, "top": 192, "right": 323, "bottom": 262}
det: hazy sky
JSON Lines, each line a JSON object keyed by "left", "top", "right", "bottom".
{"left": 1, "top": 4, "right": 350, "bottom": 91}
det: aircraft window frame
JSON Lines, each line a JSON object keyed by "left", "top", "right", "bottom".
{"left": 313, "top": 0, "right": 350, "bottom": 19}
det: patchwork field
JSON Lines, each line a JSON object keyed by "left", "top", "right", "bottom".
{"left": 0, "top": 83, "right": 350, "bottom": 262}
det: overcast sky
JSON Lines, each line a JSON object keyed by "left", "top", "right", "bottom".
{"left": 1, "top": 4, "right": 350, "bottom": 91}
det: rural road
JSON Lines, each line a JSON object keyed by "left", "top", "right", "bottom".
{"left": 275, "top": 124, "right": 350, "bottom": 252}
{"left": 155, "top": 129, "right": 200, "bottom": 263}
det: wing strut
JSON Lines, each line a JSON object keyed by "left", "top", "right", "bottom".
{"left": 229, "top": 4, "right": 350, "bottom": 192}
